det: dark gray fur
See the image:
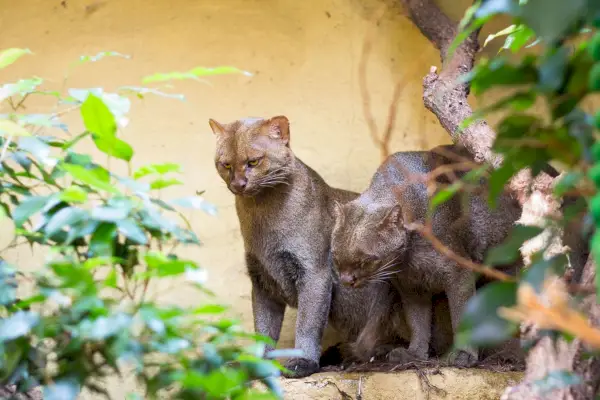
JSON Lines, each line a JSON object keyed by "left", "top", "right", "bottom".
{"left": 331, "top": 144, "right": 523, "bottom": 366}
{"left": 209, "top": 116, "right": 410, "bottom": 378}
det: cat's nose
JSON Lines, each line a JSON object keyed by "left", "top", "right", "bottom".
{"left": 339, "top": 271, "right": 356, "bottom": 286}
{"left": 230, "top": 178, "right": 247, "bottom": 193}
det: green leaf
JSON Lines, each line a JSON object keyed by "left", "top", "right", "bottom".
{"left": 0, "top": 263, "right": 17, "bottom": 306}
{"left": 81, "top": 94, "right": 116, "bottom": 138}
{"left": 69, "top": 89, "right": 130, "bottom": 125}
{"left": 520, "top": 0, "right": 586, "bottom": 45}
{"left": 92, "top": 134, "right": 134, "bottom": 162}
{"left": 133, "top": 162, "right": 181, "bottom": 179}
{"left": 483, "top": 24, "right": 519, "bottom": 47}
{"left": 0, "top": 78, "right": 43, "bottom": 102}
{"left": 79, "top": 313, "right": 131, "bottom": 340}
{"left": 91, "top": 206, "right": 129, "bottom": 222}
{"left": 537, "top": 47, "right": 569, "bottom": 93}
{"left": 522, "top": 254, "right": 568, "bottom": 293}
{"left": 103, "top": 269, "right": 118, "bottom": 288}
{"left": 194, "top": 304, "right": 228, "bottom": 314}
{"left": 475, "top": 0, "right": 518, "bottom": 18}
{"left": 119, "top": 86, "right": 186, "bottom": 101}
{"left": 461, "top": 58, "right": 538, "bottom": 95}
{"left": 89, "top": 223, "right": 118, "bottom": 258}
{"left": 502, "top": 25, "right": 536, "bottom": 53}
{"left": 0, "top": 120, "right": 30, "bottom": 137}
{"left": 554, "top": 172, "right": 583, "bottom": 197}
{"left": 44, "top": 207, "right": 88, "bottom": 237}
{"left": 81, "top": 94, "right": 133, "bottom": 161}
{"left": 144, "top": 252, "right": 197, "bottom": 277}
{"left": 142, "top": 66, "right": 252, "bottom": 83}
{"left": 0, "top": 311, "right": 39, "bottom": 340}
{"left": 456, "top": 281, "right": 518, "bottom": 348}
{"left": 117, "top": 219, "right": 148, "bottom": 245}
{"left": 13, "top": 196, "right": 51, "bottom": 227}
{"left": 460, "top": 91, "right": 536, "bottom": 130}
{"left": 78, "top": 51, "right": 130, "bottom": 64}
{"left": 15, "top": 113, "right": 68, "bottom": 131}
{"left": 0, "top": 48, "right": 32, "bottom": 69}
{"left": 59, "top": 186, "right": 89, "bottom": 203}
{"left": 62, "top": 164, "right": 120, "bottom": 194}
{"left": 150, "top": 178, "right": 183, "bottom": 190}
{"left": 485, "top": 224, "right": 544, "bottom": 265}
{"left": 18, "top": 136, "right": 54, "bottom": 166}
{"left": 429, "top": 183, "right": 462, "bottom": 212}
{"left": 448, "top": 17, "right": 489, "bottom": 58}
{"left": 179, "top": 368, "right": 248, "bottom": 396}
{"left": 488, "top": 162, "right": 517, "bottom": 207}
{"left": 62, "top": 131, "right": 90, "bottom": 150}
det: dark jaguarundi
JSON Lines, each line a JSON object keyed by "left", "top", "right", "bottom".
{"left": 331, "top": 144, "right": 523, "bottom": 367}
{"left": 209, "top": 115, "right": 417, "bottom": 377}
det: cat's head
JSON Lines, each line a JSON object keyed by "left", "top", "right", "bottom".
{"left": 208, "top": 116, "right": 294, "bottom": 196}
{"left": 331, "top": 200, "right": 408, "bottom": 288}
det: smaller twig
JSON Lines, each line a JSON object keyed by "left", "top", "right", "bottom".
{"left": 357, "top": 376, "right": 363, "bottom": 400}
{"left": 13, "top": 93, "right": 30, "bottom": 111}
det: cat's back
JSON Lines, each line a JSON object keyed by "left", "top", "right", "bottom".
{"left": 370, "top": 145, "right": 460, "bottom": 191}
{"left": 362, "top": 149, "right": 435, "bottom": 206}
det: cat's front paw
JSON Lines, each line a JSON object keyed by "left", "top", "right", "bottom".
{"left": 387, "top": 347, "right": 426, "bottom": 364}
{"left": 449, "top": 349, "right": 478, "bottom": 367}
{"left": 282, "top": 358, "right": 319, "bottom": 378}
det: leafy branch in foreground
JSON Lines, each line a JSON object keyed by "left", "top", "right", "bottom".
{"left": 0, "top": 49, "right": 283, "bottom": 399}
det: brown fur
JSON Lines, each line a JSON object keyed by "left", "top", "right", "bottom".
{"left": 209, "top": 115, "right": 410, "bottom": 377}
{"left": 331, "top": 144, "right": 524, "bottom": 366}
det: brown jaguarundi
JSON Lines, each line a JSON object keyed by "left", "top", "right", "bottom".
{"left": 208, "top": 115, "right": 423, "bottom": 378}
{"left": 331, "top": 144, "right": 525, "bottom": 367}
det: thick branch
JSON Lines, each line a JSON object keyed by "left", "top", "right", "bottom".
{"left": 402, "top": 0, "right": 458, "bottom": 57}
{"left": 401, "top": 0, "right": 498, "bottom": 166}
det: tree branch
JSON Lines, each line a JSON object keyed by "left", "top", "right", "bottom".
{"left": 401, "top": 0, "right": 499, "bottom": 165}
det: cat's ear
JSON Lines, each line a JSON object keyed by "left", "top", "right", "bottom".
{"left": 208, "top": 119, "right": 225, "bottom": 136}
{"left": 380, "top": 204, "right": 402, "bottom": 228}
{"left": 261, "top": 115, "right": 290, "bottom": 144}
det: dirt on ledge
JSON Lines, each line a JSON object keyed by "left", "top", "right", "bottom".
{"left": 280, "top": 367, "right": 524, "bottom": 400}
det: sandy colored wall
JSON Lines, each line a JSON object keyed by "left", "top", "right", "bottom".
{"left": 0, "top": 0, "right": 454, "bottom": 350}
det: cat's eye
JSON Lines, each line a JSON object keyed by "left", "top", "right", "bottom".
{"left": 222, "top": 162, "right": 232, "bottom": 169}
{"left": 247, "top": 158, "right": 261, "bottom": 167}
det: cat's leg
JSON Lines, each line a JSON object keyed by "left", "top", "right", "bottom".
{"left": 246, "top": 254, "right": 286, "bottom": 354}
{"left": 284, "top": 267, "right": 332, "bottom": 378}
{"left": 445, "top": 268, "right": 478, "bottom": 367}
{"left": 251, "top": 286, "right": 285, "bottom": 353}
{"left": 389, "top": 288, "right": 432, "bottom": 363}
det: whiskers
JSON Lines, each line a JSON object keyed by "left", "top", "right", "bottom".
{"left": 254, "top": 166, "right": 292, "bottom": 189}
{"left": 367, "top": 254, "right": 402, "bottom": 284}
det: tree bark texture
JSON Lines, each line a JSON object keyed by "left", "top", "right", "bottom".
{"left": 399, "top": 0, "right": 599, "bottom": 398}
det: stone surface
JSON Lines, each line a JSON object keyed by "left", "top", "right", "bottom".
{"left": 279, "top": 368, "right": 524, "bottom": 400}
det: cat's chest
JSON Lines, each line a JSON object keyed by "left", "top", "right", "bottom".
{"left": 236, "top": 199, "right": 324, "bottom": 254}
